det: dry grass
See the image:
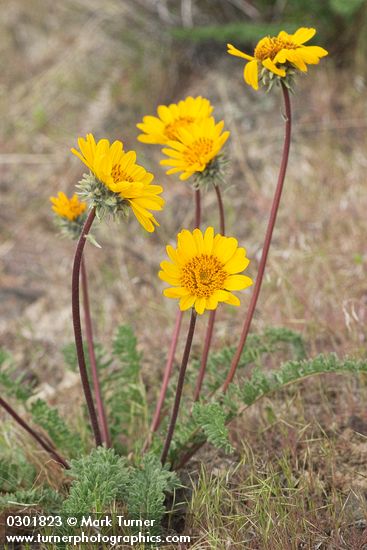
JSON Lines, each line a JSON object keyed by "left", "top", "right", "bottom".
{"left": 185, "top": 373, "right": 367, "bottom": 548}
{"left": 1, "top": 1, "right": 367, "bottom": 547}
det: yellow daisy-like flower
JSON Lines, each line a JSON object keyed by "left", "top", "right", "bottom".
{"left": 50, "top": 192, "right": 86, "bottom": 222}
{"left": 227, "top": 27, "right": 328, "bottom": 90}
{"left": 160, "top": 117, "right": 230, "bottom": 181}
{"left": 159, "top": 227, "right": 253, "bottom": 315}
{"left": 137, "top": 96, "right": 213, "bottom": 145}
{"left": 71, "top": 134, "right": 164, "bottom": 232}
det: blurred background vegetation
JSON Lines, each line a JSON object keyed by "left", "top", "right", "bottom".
{"left": 1, "top": 2, "right": 367, "bottom": 546}
{"left": 172, "top": 0, "right": 367, "bottom": 70}
{"left": 1, "top": 0, "right": 366, "bottom": 356}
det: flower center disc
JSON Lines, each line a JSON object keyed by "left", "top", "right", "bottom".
{"left": 165, "top": 116, "right": 195, "bottom": 141}
{"left": 181, "top": 254, "right": 227, "bottom": 297}
{"left": 254, "top": 36, "right": 298, "bottom": 61}
{"left": 183, "top": 138, "right": 214, "bottom": 167}
{"left": 111, "top": 164, "right": 134, "bottom": 184}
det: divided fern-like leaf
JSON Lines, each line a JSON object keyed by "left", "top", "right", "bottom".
{"left": 62, "top": 450, "right": 179, "bottom": 535}
{"left": 62, "top": 447, "right": 129, "bottom": 516}
{"left": 0, "top": 487, "right": 63, "bottom": 512}
{"left": 263, "top": 327, "right": 306, "bottom": 361}
{"left": 174, "top": 354, "right": 367, "bottom": 466}
{"left": 113, "top": 325, "right": 141, "bottom": 369}
{"left": 61, "top": 343, "right": 79, "bottom": 372}
{"left": 62, "top": 342, "right": 112, "bottom": 374}
{"left": 105, "top": 325, "right": 147, "bottom": 446}
{"left": 62, "top": 326, "right": 147, "bottom": 450}
{"left": 169, "top": 412, "right": 197, "bottom": 453}
{"left": 0, "top": 448, "right": 61, "bottom": 513}
{"left": 124, "top": 453, "right": 179, "bottom": 534}
{"left": 30, "top": 399, "right": 83, "bottom": 458}
{"left": 0, "top": 348, "right": 34, "bottom": 402}
{"left": 192, "top": 403, "right": 234, "bottom": 454}
{"left": 0, "top": 454, "right": 36, "bottom": 495}
{"left": 240, "top": 354, "right": 367, "bottom": 406}
{"left": 188, "top": 327, "right": 306, "bottom": 394}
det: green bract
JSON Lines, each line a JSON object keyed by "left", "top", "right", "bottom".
{"left": 192, "top": 154, "right": 230, "bottom": 190}
{"left": 76, "top": 172, "right": 130, "bottom": 221}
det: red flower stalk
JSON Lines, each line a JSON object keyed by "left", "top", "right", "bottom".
{"left": 71, "top": 207, "right": 103, "bottom": 446}
{"left": 80, "top": 256, "right": 110, "bottom": 447}
{"left": 194, "top": 185, "right": 226, "bottom": 401}
{"left": 0, "top": 397, "right": 69, "bottom": 469}
{"left": 161, "top": 309, "right": 197, "bottom": 465}
{"left": 143, "top": 190, "right": 201, "bottom": 449}
{"left": 222, "top": 83, "right": 292, "bottom": 392}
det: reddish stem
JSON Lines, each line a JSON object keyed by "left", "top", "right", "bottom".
{"left": 0, "top": 397, "right": 69, "bottom": 469}
{"left": 161, "top": 310, "right": 197, "bottom": 465}
{"left": 174, "top": 84, "right": 293, "bottom": 471}
{"left": 146, "top": 310, "right": 183, "bottom": 438}
{"left": 194, "top": 311, "right": 216, "bottom": 402}
{"left": 214, "top": 184, "right": 226, "bottom": 235}
{"left": 194, "top": 185, "right": 226, "bottom": 401}
{"left": 222, "top": 83, "right": 292, "bottom": 393}
{"left": 143, "top": 190, "right": 202, "bottom": 450}
{"left": 72, "top": 207, "right": 103, "bottom": 446}
{"left": 80, "top": 257, "right": 111, "bottom": 447}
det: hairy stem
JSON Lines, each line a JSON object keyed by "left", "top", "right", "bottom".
{"left": 72, "top": 207, "right": 102, "bottom": 446}
{"left": 0, "top": 397, "right": 69, "bottom": 469}
{"left": 80, "top": 256, "right": 110, "bottom": 447}
{"left": 194, "top": 185, "right": 226, "bottom": 401}
{"left": 221, "top": 84, "right": 292, "bottom": 393}
{"left": 161, "top": 310, "right": 197, "bottom": 465}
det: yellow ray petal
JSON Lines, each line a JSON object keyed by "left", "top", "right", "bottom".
{"left": 224, "top": 274, "right": 253, "bottom": 291}
{"left": 223, "top": 292, "right": 240, "bottom": 307}
{"left": 244, "top": 59, "right": 259, "bottom": 90}
{"left": 213, "top": 236, "right": 238, "bottom": 263}
{"left": 203, "top": 226, "right": 214, "bottom": 254}
{"left": 160, "top": 262, "right": 181, "bottom": 278}
{"left": 291, "top": 27, "right": 316, "bottom": 45}
{"left": 193, "top": 228, "right": 204, "bottom": 254}
{"left": 224, "top": 248, "right": 250, "bottom": 274}
{"left": 179, "top": 295, "right": 196, "bottom": 311}
{"left": 194, "top": 297, "right": 206, "bottom": 315}
{"left": 206, "top": 295, "right": 219, "bottom": 310}
{"left": 163, "top": 287, "right": 190, "bottom": 298}
{"left": 159, "top": 271, "right": 181, "bottom": 285}
{"left": 227, "top": 43, "right": 254, "bottom": 61}
{"left": 261, "top": 58, "right": 286, "bottom": 77}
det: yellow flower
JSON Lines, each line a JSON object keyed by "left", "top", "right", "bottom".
{"left": 159, "top": 227, "right": 252, "bottom": 315}
{"left": 227, "top": 27, "right": 328, "bottom": 90}
{"left": 137, "top": 96, "right": 213, "bottom": 145}
{"left": 160, "top": 117, "right": 230, "bottom": 181}
{"left": 50, "top": 192, "right": 86, "bottom": 222}
{"left": 71, "top": 134, "right": 165, "bottom": 232}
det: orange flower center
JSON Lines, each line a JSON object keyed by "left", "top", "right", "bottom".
{"left": 54, "top": 196, "right": 86, "bottom": 221}
{"left": 68, "top": 202, "right": 86, "bottom": 221}
{"left": 183, "top": 138, "right": 214, "bottom": 168}
{"left": 165, "top": 116, "right": 195, "bottom": 141}
{"left": 181, "top": 254, "right": 227, "bottom": 297}
{"left": 254, "top": 36, "right": 298, "bottom": 61}
{"left": 111, "top": 164, "right": 134, "bottom": 184}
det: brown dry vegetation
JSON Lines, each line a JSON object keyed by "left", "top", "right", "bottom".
{"left": 1, "top": 1, "right": 367, "bottom": 548}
